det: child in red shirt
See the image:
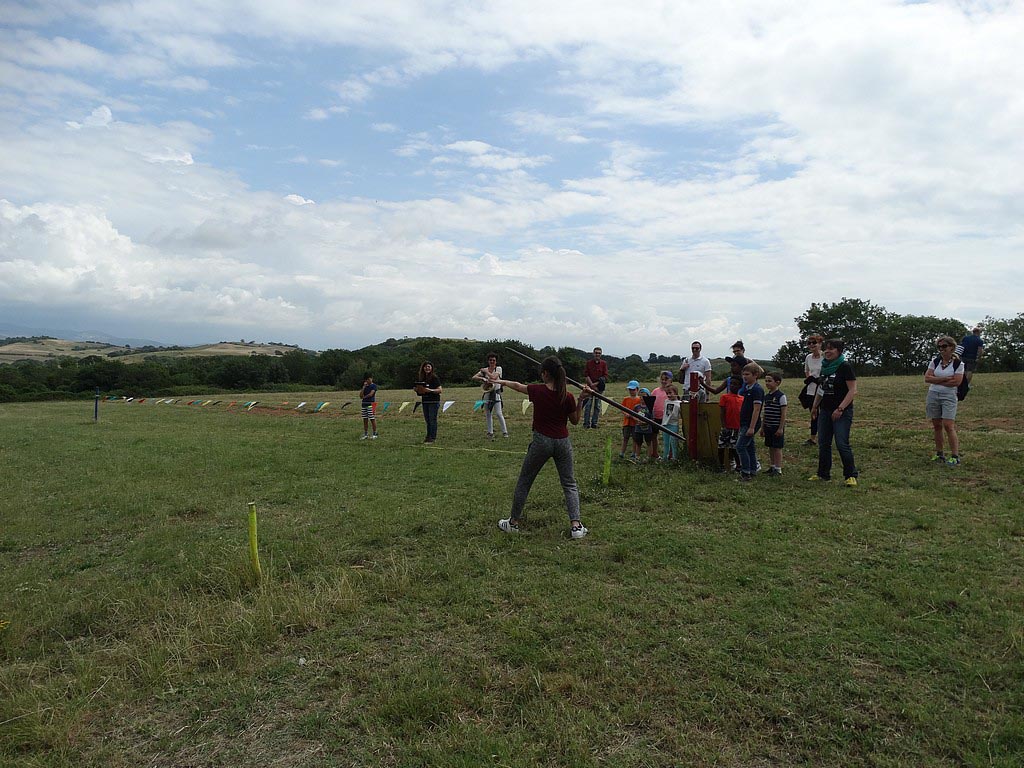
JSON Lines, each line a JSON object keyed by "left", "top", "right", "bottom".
{"left": 718, "top": 376, "right": 743, "bottom": 471}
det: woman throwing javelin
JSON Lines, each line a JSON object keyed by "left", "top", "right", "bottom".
{"left": 486, "top": 356, "right": 590, "bottom": 539}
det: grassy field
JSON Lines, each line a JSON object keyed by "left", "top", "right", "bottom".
{"left": 1, "top": 374, "right": 1022, "bottom": 767}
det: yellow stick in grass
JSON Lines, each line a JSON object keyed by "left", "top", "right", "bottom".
{"left": 247, "top": 501, "right": 263, "bottom": 582}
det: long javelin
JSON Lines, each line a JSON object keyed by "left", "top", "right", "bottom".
{"left": 503, "top": 347, "right": 685, "bottom": 442}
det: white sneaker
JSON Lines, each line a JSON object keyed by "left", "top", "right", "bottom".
{"left": 360, "top": 434, "right": 368, "bottom": 440}
{"left": 570, "top": 524, "right": 588, "bottom": 539}
{"left": 370, "top": 433, "right": 378, "bottom": 439}
{"left": 497, "top": 518, "right": 519, "bottom": 533}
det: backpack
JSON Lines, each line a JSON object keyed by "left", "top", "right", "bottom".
{"left": 932, "top": 357, "right": 969, "bottom": 401}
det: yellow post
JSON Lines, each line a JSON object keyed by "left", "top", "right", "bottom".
{"left": 247, "top": 501, "right": 263, "bottom": 582}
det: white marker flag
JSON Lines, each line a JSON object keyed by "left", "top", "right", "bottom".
{"left": 442, "top": 400, "right": 455, "bottom": 412}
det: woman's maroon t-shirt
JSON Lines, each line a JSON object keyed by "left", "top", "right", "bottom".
{"left": 528, "top": 383, "right": 576, "bottom": 439}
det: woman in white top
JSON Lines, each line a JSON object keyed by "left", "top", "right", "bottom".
{"left": 803, "top": 334, "right": 824, "bottom": 445}
{"left": 925, "top": 335, "right": 964, "bottom": 466}
{"left": 471, "top": 352, "right": 509, "bottom": 439}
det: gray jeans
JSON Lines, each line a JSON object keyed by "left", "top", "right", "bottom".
{"left": 510, "top": 432, "right": 581, "bottom": 522}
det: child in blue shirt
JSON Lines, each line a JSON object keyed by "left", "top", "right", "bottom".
{"left": 736, "top": 363, "right": 764, "bottom": 481}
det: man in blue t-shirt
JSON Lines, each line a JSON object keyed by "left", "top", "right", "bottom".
{"left": 959, "top": 326, "right": 985, "bottom": 384}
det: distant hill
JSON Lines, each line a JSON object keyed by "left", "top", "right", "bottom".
{"left": 0, "top": 337, "right": 305, "bottom": 364}
{"left": 0, "top": 323, "right": 163, "bottom": 348}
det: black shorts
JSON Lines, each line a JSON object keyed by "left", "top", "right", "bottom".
{"left": 763, "top": 427, "right": 784, "bottom": 449}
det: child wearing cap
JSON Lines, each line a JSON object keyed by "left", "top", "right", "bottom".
{"left": 619, "top": 380, "right": 643, "bottom": 460}
{"left": 634, "top": 387, "right": 655, "bottom": 459}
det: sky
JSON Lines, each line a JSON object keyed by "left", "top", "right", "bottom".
{"left": 1, "top": 0, "right": 1022, "bottom": 359}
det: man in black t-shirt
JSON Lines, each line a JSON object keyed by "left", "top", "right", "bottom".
{"left": 809, "top": 339, "right": 859, "bottom": 486}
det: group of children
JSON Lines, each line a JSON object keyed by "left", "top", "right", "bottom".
{"left": 617, "top": 364, "right": 788, "bottom": 480}
{"left": 618, "top": 371, "right": 686, "bottom": 462}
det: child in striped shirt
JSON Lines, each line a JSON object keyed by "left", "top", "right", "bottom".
{"left": 761, "top": 371, "right": 788, "bottom": 475}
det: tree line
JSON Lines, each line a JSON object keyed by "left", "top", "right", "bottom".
{"left": 0, "top": 338, "right": 655, "bottom": 402}
{"left": 2, "top": 300, "right": 1020, "bottom": 402}
{"left": 771, "top": 298, "right": 1023, "bottom": 376}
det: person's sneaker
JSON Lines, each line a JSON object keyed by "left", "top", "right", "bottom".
{"left": 845, "top": 477, "right": 858, "bottom": 487}
{"left": 371, "top": 433, "right": 378, "bottom": 439}
{"left": 756, "top": 460, "right": 762, "bottom": 472}
{"left": 804, "top": 438, "right": 816, "bottom": 446}
{"left": 931, "top": 453, "right": 945, "bottom": 462}
{"left": 737, "top": 473, "right": 754, "bottom": 482}
{"left": 497, "top": 518, "right": 519, "bottom": 533}
{"left": 503, "top": 433, "right": 510, "bottom": 438}
{"left": 946, "top": 455, "right": 961, "bottom": 466}
{"left": 807, "top": 474, "right": 824, "bottom": 481}
{"left": 570, "top": 524, "right": 588, "bottom": 539}
{"left": 487, "top": 433, "right": 494, "bottom": 440}
{"left": 767, "top": 467, "right": 782, "bottom": 476}
{"left": 360, "top": 434, "right": 368, "bottom": 440}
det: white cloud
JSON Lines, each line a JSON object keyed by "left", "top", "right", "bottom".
{"left": 139, "top": 147, "right": 194, "bottom": 165}
{"left": 145, "top": 75, "right": 210, "bottom": 91}
{"left": 303, "top": 105, "right": 348, "bottom": 121}
{"left": 284, "top": 194, "right": 315, "bottom": 206}
{"left": 84, "top": 105, "right": 113, "bottom": 126}
{"left": 442, "top": 140, "right": 551, "bottom": 171}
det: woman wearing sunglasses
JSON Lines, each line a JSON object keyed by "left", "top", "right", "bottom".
{"left": 925, "top": 336, "right": 964, "bottom": 466}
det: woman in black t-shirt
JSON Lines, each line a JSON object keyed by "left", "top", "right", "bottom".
{"left": 415, "top": 361, "right": 442, "bottom": 443}
{"left": 809, "top": 339, "right": 859, "bottom": 486}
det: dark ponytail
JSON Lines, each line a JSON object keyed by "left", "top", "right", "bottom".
{"left": 540, "top": 356, "right": 567, "bottom": 403}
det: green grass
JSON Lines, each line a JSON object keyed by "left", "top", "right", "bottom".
{"left": 1, "top": 374, "right": 1022, "bottom": 766}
